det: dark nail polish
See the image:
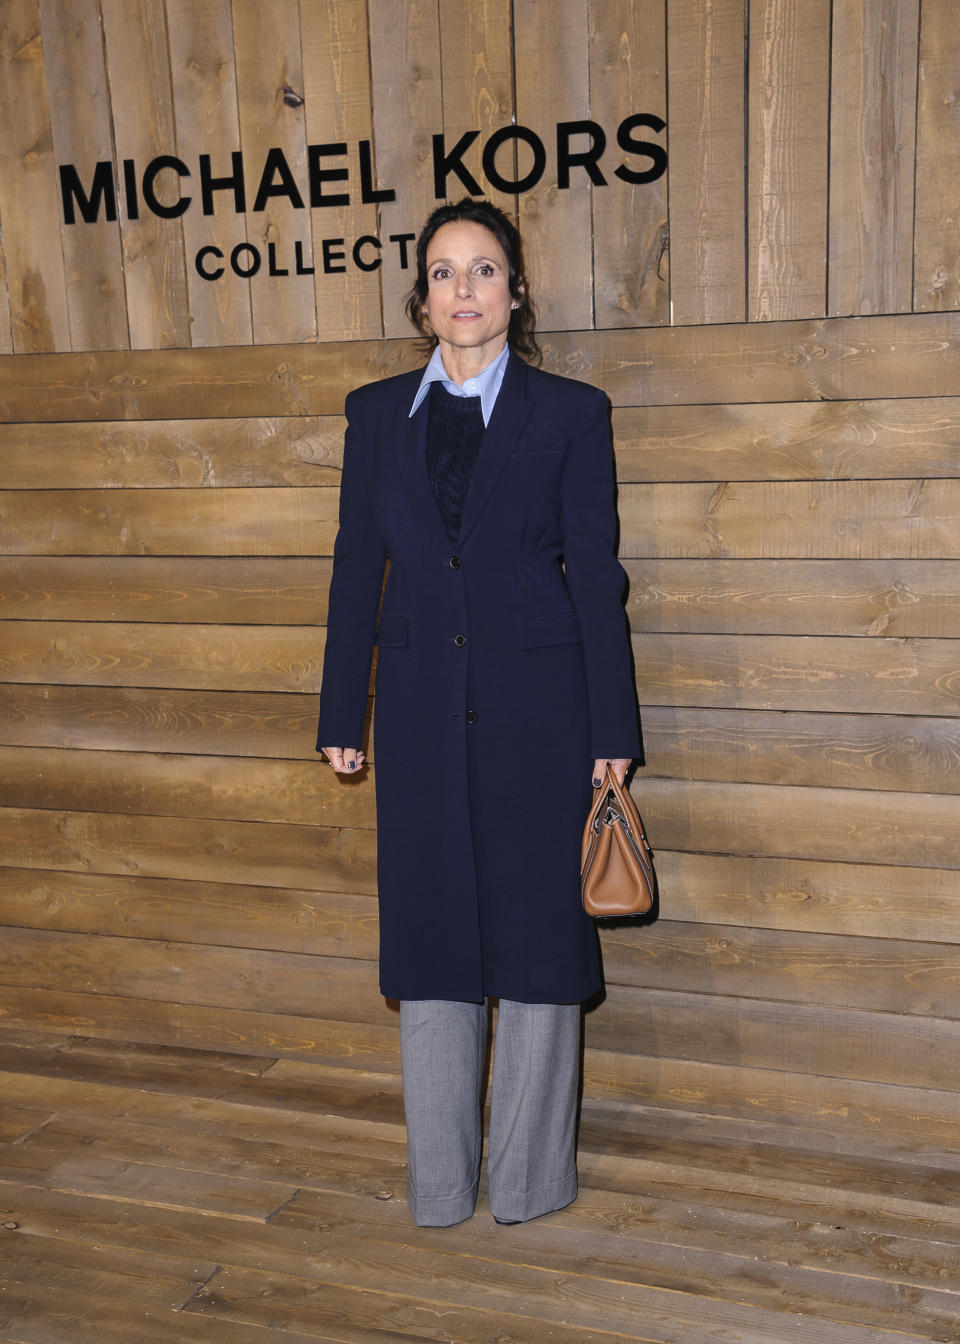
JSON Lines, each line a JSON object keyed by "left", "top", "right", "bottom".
{"left": 593, "top": 777, "right": 601, "bottom": 786}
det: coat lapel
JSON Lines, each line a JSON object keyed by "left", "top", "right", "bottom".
{"left": 457, "top": 353, "right": 533, "bottom": 546}
{"left": 392, "top": 353, "right": 535, "bottom": 549}
{"left": 392, "top": 393, "right": 452, "bottom": 549}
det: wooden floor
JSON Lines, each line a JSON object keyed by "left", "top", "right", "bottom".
{"left": 0, "top": 1029, "right": 958, "bottom": 1343}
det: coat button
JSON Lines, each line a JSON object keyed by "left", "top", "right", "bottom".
{"left": 466, "top": 709, "right": 478, "bottom": 723}
{"left": 453, "top": 633, "right": 467, "bottom": 647}
{"left": 449, "top": 555, "right": 461, "bottom": 569}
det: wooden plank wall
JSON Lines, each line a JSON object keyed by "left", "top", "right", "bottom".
{"left": 1, "top": 0, "right": 959, "bottom": 1151}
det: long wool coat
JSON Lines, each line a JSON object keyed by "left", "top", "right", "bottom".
{"left": 315, "top": 351, "right": 641, "bottom": 1004}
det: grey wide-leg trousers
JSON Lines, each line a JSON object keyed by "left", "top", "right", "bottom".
{"left": 398, "top": 998, "right": 581, "bottom": 1227}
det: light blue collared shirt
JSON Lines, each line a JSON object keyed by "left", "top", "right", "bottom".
{"left": 408, "top": 343, "right": 510, "bottom": 428}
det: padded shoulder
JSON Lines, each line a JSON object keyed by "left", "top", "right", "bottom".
{"left": 344, "top": 366, "right": 424, "bottom": 418}
{"left": 522, "top": 363, "right": 608, "bottom": 414}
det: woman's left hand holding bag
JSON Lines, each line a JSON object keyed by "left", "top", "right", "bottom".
{"left": 593, "top": 757, "right": 630, "bottom": 787}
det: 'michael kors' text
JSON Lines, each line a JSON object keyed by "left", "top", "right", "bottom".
{"left": 58, "top": 114, "right": 667, "bottom": 281}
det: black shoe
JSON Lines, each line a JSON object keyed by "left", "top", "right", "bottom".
{"left": 494, "top": 1216, "right": 519, "bottom": 1225}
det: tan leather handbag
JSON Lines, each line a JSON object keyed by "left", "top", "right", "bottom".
{"left": 580, "top": 765, "right": 656, "bottom": 918}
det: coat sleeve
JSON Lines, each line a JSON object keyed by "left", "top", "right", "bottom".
{"left": 560, "top": 385, "right": 642, "bottom": 762}
{"left": 314, "top": 391, "right": 388, "bottom": 752}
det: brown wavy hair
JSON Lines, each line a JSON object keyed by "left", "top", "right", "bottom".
{"left": 404, "top": 198, "right": 541, "bottom": 366}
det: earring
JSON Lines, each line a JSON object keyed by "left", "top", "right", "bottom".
{"left": 511, "top": 303, "right": 520, "bottom": 310}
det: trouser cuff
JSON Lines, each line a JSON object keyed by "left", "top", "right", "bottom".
{"left": 488, "top": 1167, "right": 578, "bottom": 1224}
{"left": 407, "top": 1173, "right": 480, "bottom": 1227}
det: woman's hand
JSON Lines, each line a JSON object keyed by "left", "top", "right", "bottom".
{"left": 321, "top": 747, "right": 366, "bottom": 774}
{"left": 592, "top": 758, "right": 630, "bottom": 787}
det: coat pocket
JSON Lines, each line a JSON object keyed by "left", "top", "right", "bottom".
{"left": 375, "top": 614, "right": 409, "bottom": 647}
{"left": 517, "top": 612, "right": 583, "bottom": 649}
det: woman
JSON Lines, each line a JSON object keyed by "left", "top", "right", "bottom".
{"left": 317, "top": 198, "right": 640, "bottom": 1228}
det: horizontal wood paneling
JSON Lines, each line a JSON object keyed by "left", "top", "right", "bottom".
{"left": 0, "top": 989, "right": 925, "bottom": 1155}
{"left": 0, "top": 621, "right": 328, "bottom": 692}
{"left": 654, "top": 851, "right": 960, "bottom": 944}
{"left": 6, "top": 843, "right": 958, "bottom": 950}
{"left": 613, "top": 397, "right": 960, "bottom": 482}
{"left": 6, "top": 686, "right": 958, "bottom": 796}
{"left": 0, "top": 339, "right": 422, "bottom": 422}
{"left": 643, "top": 778, "right": 960, "bottom": 869}
{"left": 0, "top": 558, "right": 333, "bottom": 624}
{"left": 1, "top": 991, "right": 957, "bottom": 1154}
{"left": 0, "top": 927, "right": 956, "bottom": 1090}
{"left": 1, "top": 313, "right": 959, "bottom": 422}
{"left": 0, "top": 745, "right": 376, "bottom": 829}
{"left": 599, "top": 922, "right": 960, "bottom": 1018}
{"left": 0, "top": 418, "right": 344, "bottom": 488}
{"left": 593, "top": 985, "right": 960, "bottom": 1090}
{"left": 4, "top": 989, "right": 953, "bottom": 1150}
{"left": 0, "top": 488, "right": 339, "bottom": 556}
{"left": 639, "top": 706, "right": 960, "bottom": 793}
{"left": 3, "top": 780, "right": 959, "bottom": 908}
{"left": 5, "top": 859, "right": 959, "bottom": 1017}
{"left": 7, "top": 396, "right": 960, "bottom": 489}
{"left": 0, "top": 806, "right": 377, "bottom": 892}
{"left": 6, "top": 826, "right": 960, "bottom": 946}
{"left": 634, "top": 634, "right": 960, "bottom": 714}
{"left": 3, "top": 556, "right": 958, "bottom": 637}
{"left": 2, "top": 861, "right": 956, "bottom": 1022}
{"left": 5, "top": 745, "right": 960, "bottom": 856}
{"left": 0, "top": 927, "right": 385, "bottom": 1024}
{"left": 0, "top": 986, "right": 401, "bottom": 1072}
{"left": 0, "top": 866, "right": 378, "bottom": 958}
{"left": 5, "top": 624, "right": 958, "bottom": 717}
{"left": 626, "top": 560, "right": 960, "bottom": 636}
{"left": 618, "top": 479, "right": 960, "bottom": 559}
{"left": 546, "top": 314, "right": 960, "bottom": 407}
{"left": 584, "top": 1050, "right": 960, "bottom": 1146}
{"left": 0, "top": 684, "right": 325, "bottom": 757}
{"left": 5, "top": 478, "right": 959, "bottom": 559}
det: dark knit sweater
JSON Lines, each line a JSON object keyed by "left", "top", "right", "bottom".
{"left": 426, "top": 382, "right": 486, "bottom": 542}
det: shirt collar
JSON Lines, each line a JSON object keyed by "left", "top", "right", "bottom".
{"left": 409, "top": 343, "right": 510, "bottom": 427}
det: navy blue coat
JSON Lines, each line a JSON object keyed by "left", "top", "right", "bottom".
{"left": 315, "top": 351, "right": 641, "bottom": 1003}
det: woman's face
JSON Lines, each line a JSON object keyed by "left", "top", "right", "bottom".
{"left": 422, "top": 220, "right": 518, "bottom": 368}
